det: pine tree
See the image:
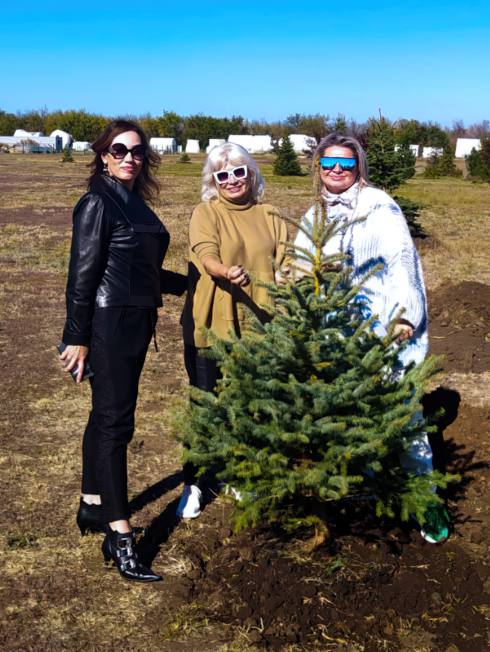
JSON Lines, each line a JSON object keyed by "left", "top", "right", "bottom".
{"left": 366, "top": 117, "right": 422, "bottom": 236}
{"left": 273, "top": 134, "right": 302, "bottom": 176}
{"left": 179, "top": 169, "right": 455, "bottom": 539}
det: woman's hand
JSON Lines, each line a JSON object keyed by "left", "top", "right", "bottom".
{"left": 226, "top": 265, "right": 250, "bottom": 287}
{"left": 393, "top": 322, "right": 414, "bottom": 343}
{"left": 60, "top": 345, "right": 89, "bottom": 384}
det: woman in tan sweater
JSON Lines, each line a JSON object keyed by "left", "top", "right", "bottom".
{"left": 178, "top": 142, "right": 288, "bottom": 518}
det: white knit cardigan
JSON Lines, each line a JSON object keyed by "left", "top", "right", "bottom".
{"left": 294, "top": 183, "right": 429, "bottom": 367}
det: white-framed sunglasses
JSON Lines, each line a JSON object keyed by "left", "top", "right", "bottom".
{"left": 213, "top": 165, "right": 248, "bottom": 185}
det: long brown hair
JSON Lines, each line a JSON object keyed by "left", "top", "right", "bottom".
{"left": 88, "top": 119, "right": 160, "bottom": 203}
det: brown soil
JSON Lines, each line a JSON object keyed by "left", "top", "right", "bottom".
{"left": 429, "top": 281, "right": 490, "bottom": 373}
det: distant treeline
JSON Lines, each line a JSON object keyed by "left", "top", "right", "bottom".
{"left": 1, "top": 108, "right": 489, "bottom": 149}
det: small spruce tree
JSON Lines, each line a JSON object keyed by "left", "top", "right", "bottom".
{"left": 273, "top": 134, "right": 302, "bottom": 176}
{"left": 423, "top": 146, "right": 462, "bottom": 178}
{"left": 179, "top": 167, "right": 455, "bottom": 539}
{"left": 61, "top": 145, "right": 74, "bottom": 163}
{"left": 466, "top": 139, "right": 490, "bottom": 181}
{"left": 366, "top": 117, "right": 423, "bottom": 237}
{"left": 179, "top": 152, "right": 191, "bottom": 163}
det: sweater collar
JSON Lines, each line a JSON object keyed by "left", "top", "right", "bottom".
{"left": 216, "top": 193, "right": 256, "bottom": 211}
{"left": 322, "top": 182, "right": 360, "bottom": 210}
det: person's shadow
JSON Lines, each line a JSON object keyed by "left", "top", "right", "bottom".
{"left": 131, "top": 470, "right": 220, "bottom": 566}
{"left": 422, "top": 385, "right": 487, "bottom": 527}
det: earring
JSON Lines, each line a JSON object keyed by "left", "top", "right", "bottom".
{"left": 103, "top": 162, "right": 108, "bottom": 173}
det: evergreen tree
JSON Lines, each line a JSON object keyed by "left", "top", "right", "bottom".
{"left": 423, "top": 146, "right": 462, "bottom": 178}
{"left": 179, "top": 175, "right": 455, "bottom": 538}
{"left": 466, "top": 139, "right": 490, "bottom": 181}
{"left": 61, "top": 145, "right": 74, "bottom": 163}
{"left": 273, "top": 134, "right": 302, "bottom": 176}
{"left": 366, "top": 117, "right": 422, "bottom": 237}
{"left": 366, "top": 117, "right": 409, "bottom": 192}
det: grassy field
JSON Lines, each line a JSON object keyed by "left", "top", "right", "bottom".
{"left": 0, "top": 153, "right": 489, "bottom": 651}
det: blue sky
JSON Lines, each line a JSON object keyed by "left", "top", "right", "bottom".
{"left": 1, "top": 1, "right": 489, "bottom": 125}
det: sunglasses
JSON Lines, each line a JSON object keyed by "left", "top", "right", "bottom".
{"left": 213, "top": 165, "right": 248, "bottom": 185}
{"left": 107, "top": 143, "right": 146, "bottom": 161}
{"left": 320, "top": 156, "right": 357, "bottom": 171}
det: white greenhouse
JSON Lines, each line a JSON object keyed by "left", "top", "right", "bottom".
{"left": 49, "top": 129, "right": 73, "bottom": 149}
{"left": 185, "top": 139, "right": 200, "bottom": 154}
{"left": 228, "top": 135, "right": 273, "bottom": 153}
{"left": 150, "top": 137, "right": 177, "bottom": 154}
{"left": 455, "top": 138, "right": 481, "bottom": 158}
{"left": 72, "top": 141, "right": 91, "bottom": 152}
{"left": 206, "top": 138, "right": 226, "bottom": 153}
{"left": 422, "top": 147, "right": 444, "bottom": 159}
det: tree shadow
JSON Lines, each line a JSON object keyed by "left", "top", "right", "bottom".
{"left": 315, "top": 385, "right": 486, "bottom": 550}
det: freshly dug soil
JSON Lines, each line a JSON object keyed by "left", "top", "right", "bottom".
{"left": 429, "top": 281, "right": 490, "bottom": 373}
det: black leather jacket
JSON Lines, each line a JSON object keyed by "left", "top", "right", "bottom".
{"left": 62, "top": 174, "right": 186, "bottom": 346}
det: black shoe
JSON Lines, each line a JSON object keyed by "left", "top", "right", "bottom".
{"left": 102, "top": 529, "right": 162, "bottom": 583}
{"left": 77, "top": 498, "right": 105, "bottom": 535}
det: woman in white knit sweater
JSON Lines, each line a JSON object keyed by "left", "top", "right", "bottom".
{"left": 294, "top": 133, "right": 449, "bottom": 543}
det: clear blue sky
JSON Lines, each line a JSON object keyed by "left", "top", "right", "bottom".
{"left": 1, "top": 1, "right": 489, "bottom": 125}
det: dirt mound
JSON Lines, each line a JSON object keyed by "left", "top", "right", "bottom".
{"left": 429, "top": 281, "right": 490, "bottom": 372}
{"left": 175, "top": 516, "right": 487, "bottom": 651}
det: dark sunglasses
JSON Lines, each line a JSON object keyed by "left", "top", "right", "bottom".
{"left": 107, "top": 143, "right": 146, "bottom": 161}
{"left": 213, "top": 165, "right": 248, "bottom": 185}
{"left": 320, "top": 156, "right": 357, "bottom": 171}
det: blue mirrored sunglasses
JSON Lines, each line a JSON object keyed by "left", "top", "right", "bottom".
{"left": 320, "top": 156, "right": 357, "bottom": 171}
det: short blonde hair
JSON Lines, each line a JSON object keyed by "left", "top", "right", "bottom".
{"left": 201, "top": 142, "right": 265, "bottom": 202}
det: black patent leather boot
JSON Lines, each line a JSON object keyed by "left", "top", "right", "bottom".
{"left": 102, "top": 529, "right": 162, "bottom": 583}
{"left": 77, "top": 498, "right": 105, "bottom": 535}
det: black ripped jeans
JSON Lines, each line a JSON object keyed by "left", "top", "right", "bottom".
{"left": 81, "top": 306, "right": 157, "bottom": 523}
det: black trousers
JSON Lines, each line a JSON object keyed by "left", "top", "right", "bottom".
{"left": 81, "top": 307, "right": 157, "bottom": 523}
{"left": 183, "top": 344, "right": 220, "bottom": 484}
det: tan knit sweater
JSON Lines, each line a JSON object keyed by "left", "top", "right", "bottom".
{"left": 181, "top": 196, "right": 288, "bottom": 347}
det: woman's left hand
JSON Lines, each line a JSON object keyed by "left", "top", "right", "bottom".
{"left": 393, "top": 322, "right": 414, "bottom": 342}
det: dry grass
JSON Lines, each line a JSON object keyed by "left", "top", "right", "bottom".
{"left": 0, "top": 154, "right": 489, "bottom": 650}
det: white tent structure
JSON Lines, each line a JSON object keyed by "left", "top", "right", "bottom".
{"left": 228, "top": 135, "right": 273, "bottom": 153}
{"left": 185, "top": 139, "right": 200, "bottom": 154}
{"left": 72, "top": 141, "right": 91, "bottom": 152}
{"left": 455, "top": 138, "right": 481, "bottom": 158}
{"left": 0, "top": 134, "right": 61, "bottom": 152}
{"left": 49, "top": 129, "right": 72, "bottom": 148}
{"left": 14, "top": 129, "right": 44, "bottom": 138}
{"left": 206, "top": 138, "right": 226, "bottom": 153}
{"left": 394, "top": 144, "right": 420, "bottom": 157}
{"left": 279, "top": 134, "right": 317, "bottom": 154}
{"left": 422, "top": 147, "right": 443, "bottom": 159}
{"left": 150, "top": 137, "right": 177, "bottom": 154}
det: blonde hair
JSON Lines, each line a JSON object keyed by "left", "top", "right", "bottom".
{"left": 314, "top": 133, "right": 370, "bottom": 188}
{"left": 201, "top": 142, "right": 265, "bottom": 202}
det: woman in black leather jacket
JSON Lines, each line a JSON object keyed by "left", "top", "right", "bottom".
{"left": 59, "top": 119, "right": 186, "bottom": 582}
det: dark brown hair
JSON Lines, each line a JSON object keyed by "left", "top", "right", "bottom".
{"left": 88, "top": 119, "right": 160, "bottom": 203}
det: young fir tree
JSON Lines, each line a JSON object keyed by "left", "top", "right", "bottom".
{"left": 61, "top": 145, "right": 74, "bottom": 162}
{"left": 423, "top": 145, "right": 462, "bottom": 178}
{"left": 273, "top": 134, "right": 302, "bottom": 176}
{"left": 466, "top": 139, "right": 490, "bottom": 181}
{"left": 179, "top": 166, "right": 454, "bottom": 538}
{"left": 366, "top": 117, "right": 423, "bottom": 237}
